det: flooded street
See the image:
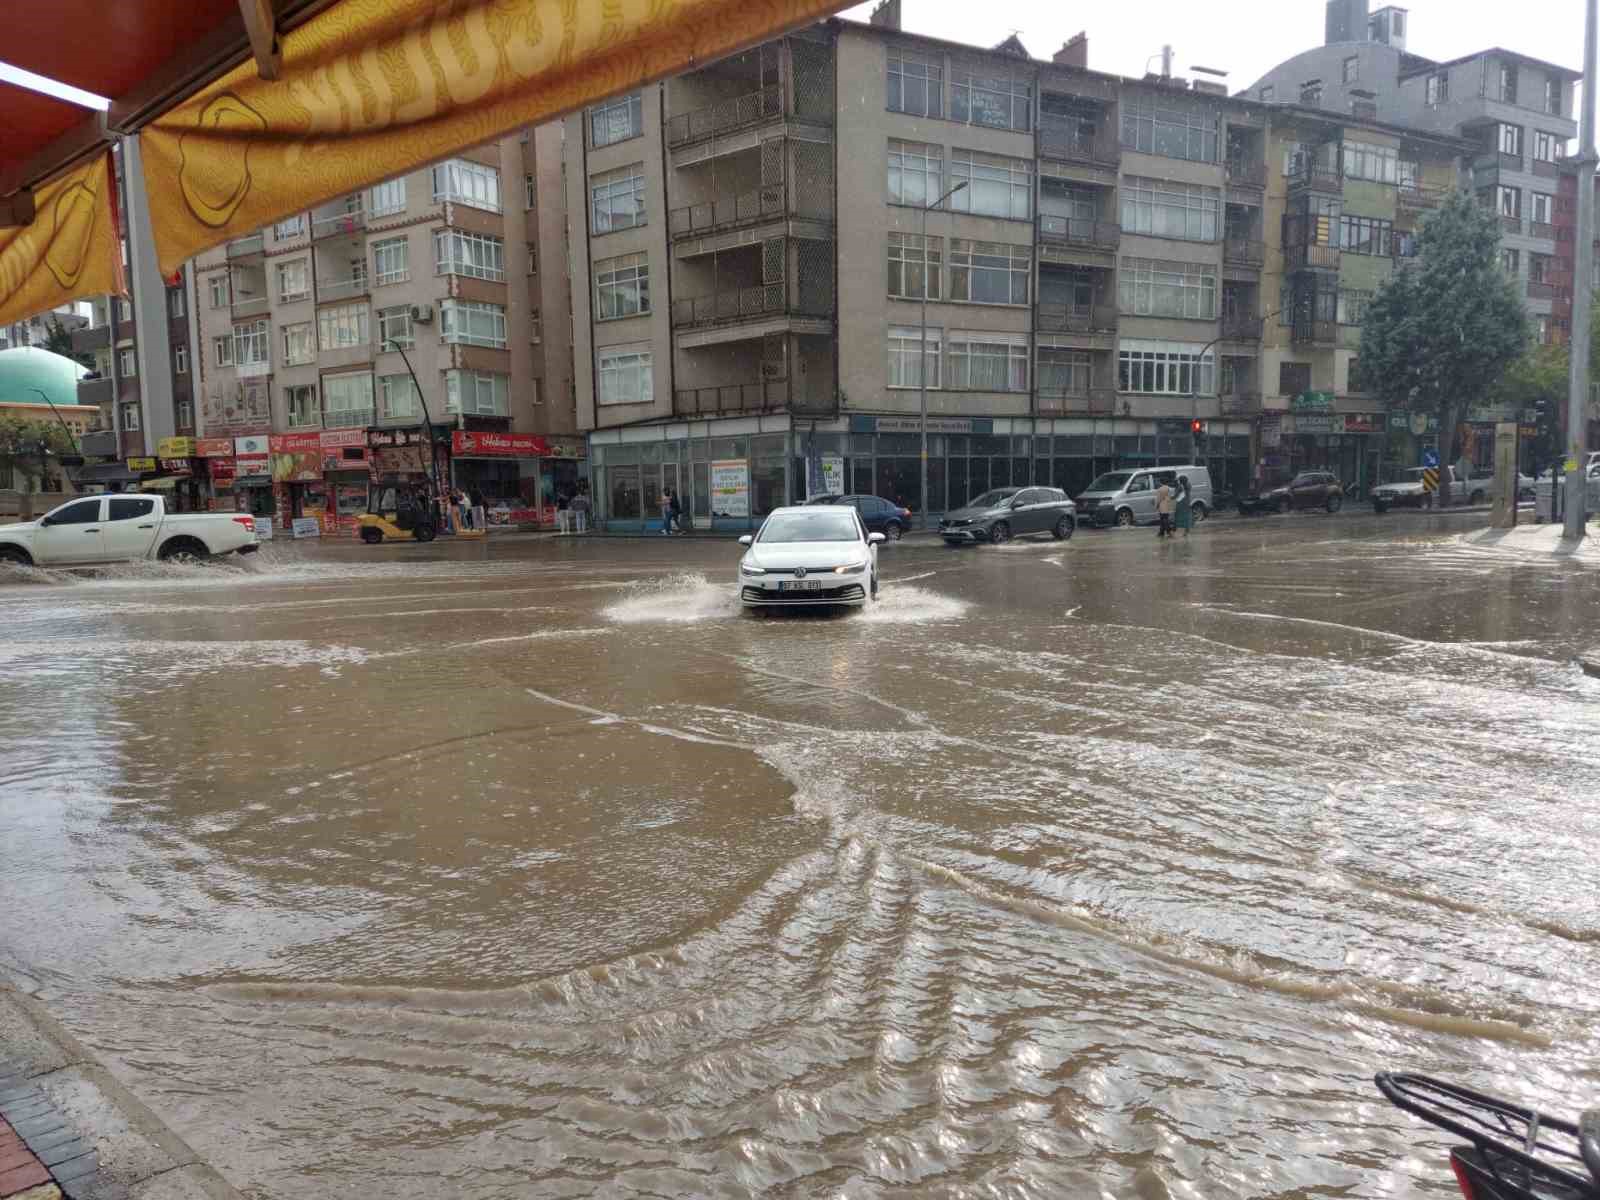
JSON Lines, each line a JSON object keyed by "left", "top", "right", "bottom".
{"left": 3, "top": 515, "right": 1598, "bottom": 1198}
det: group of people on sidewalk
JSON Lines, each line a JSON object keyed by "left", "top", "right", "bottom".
{"left": 555, "top": 487, "right": 592, "bottom": 534}
{"left": 658, "top": 488, "right": 685, "bottom": 535}
{"left": 1154, "top": 478, "right": 1196, "bottom": 540}
{"left": 449, "top": 487, "right": 486, "bottom": 532}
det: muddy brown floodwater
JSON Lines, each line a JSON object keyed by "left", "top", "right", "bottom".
{"left": 2, "top": 514, "right": 1599, "bottom": 1198}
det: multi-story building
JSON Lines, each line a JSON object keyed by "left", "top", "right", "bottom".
{"left": 1248, "top": 0, "right": 1579, "bottom": 346}
{"left": 188, "top": 128, "right": 576, "bottom": 530}
{"left": 0, "top": 305, "right": 89, "bottom": 352}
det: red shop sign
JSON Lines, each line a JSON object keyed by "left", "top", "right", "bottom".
{"left": 1343, "top": 414, "right": 1383, "bottom": 435}
{"left": 196, "top": 438, "right": 234, "bottom": 458}
{"left": 452, "top": 429, "right": 551, "bottom": 458}
{"left": 209, "top": 458, "right": 238, "bottom": 482}
{"left": 320, "top": 429, "right": 368, "bottom": 450}
{"left": 270, "top": 432, "right": 322, "bottom": 453}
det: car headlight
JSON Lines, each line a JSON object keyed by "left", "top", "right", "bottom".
{"left": 740, "top": 562, "right": 767, "bottom": 576}
{"left": 833, "top": 561, "right": 867, "bottom": 574}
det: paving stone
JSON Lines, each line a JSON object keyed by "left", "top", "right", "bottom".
{"left": 16, "top": 1131, "right": 77, "bottom": 1159}
{"left": 0, "top": 1090, "right": 40, "bottom": 1109}
{"left": 11, "top": 1184, "right": 62, "bottom": 1200}
{"left": 0, "top": 1159, "right": 51, "bottom": 1195}
{"left": 35, "top": 1142, "right": 90, "bottom": 1170}
{"left": 6, "top": 1117, "right": 65, "bottom": 1144}
{"left": 0, "top": 1101, "right": 53, "bottom": 1126}
{"left": 0, "top": 1150, "right": 36, "bottom": 1176}
{"left": 49, "top": 1155, "right": 98, "bottom": 1186}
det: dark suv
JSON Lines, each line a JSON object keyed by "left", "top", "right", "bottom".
{"left": 808, "top": 494, "right": 913, "bottom": 540}
{"left": 1238, "top": 471, "right": 1344, "bottom": 515}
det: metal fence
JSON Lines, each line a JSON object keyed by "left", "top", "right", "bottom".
{"left": 673, "top": 380, "right": 787, "bottom": 415}
{"left": 1037, "top": 387, "right": 1115, "bottom": 415}
{"left": 1036, "top": 121, "right": 1119, "bottom": 165}
{"left": 1222, "top": 237, "right": 1265, "bottom": 267}
{"left": 665, "top": 85, "right": 783, "bottom": 147}
{"left": 671, "top": 284, "right": 787, "bottom": 328}
{"left": 669, "top": 186, "right": 785, "bottom": 237}
{"left": 1037, "top": 215, "right": 1119, "bottom": 249}
{"left": 1035, "top": 303, "right": 1117, "bottom": 333}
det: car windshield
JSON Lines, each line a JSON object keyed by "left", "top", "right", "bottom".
{"left": 967, "top": 489, "right": 1017, "bottom": 508}
{"left": 758, "top": 511, "right": 860, "bottom": 543}
{"left": 1085, "top": 473, "right": 1132, "bottom": 492}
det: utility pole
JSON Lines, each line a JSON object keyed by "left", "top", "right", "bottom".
{"left": 919, "top": 179, "right": 966, "bottom": 530}
{"left": 1565, "top": 0, "right": 1597, "bottom": 542}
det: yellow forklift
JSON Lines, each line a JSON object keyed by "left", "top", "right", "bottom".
{"left": 357, "top": 483, "right": 438, "bottom": 543}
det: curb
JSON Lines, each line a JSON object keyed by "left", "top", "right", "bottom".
{"left": 0, "top": 987, "right": 241, "bottom": 1200}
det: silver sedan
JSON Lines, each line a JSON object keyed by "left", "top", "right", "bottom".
{"left": 737, "top": 506, "right": 885, "bottom": 609}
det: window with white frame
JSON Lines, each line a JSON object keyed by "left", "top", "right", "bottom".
{"left": 595, "top": 345, "right": 652, "bottom": 406}
{"left": 282, "top": 321, "right": 314, "bottom": 365}
{"left": 323, "top": 372, "right": 374, "bottom": 420}
{"left": 946, "top": 332, "right": 1027, "bottom": 391}
{"left": 318, "top": 303, "right": 369, "bottom": 350}
{"left": 888, "top": 52, "right": 943, "bottom": 118}
{"left": 212, "top": 335, "right": 233, "bottom": 367}
{"left": 595, "top": 251, "right": 650, "bottom": 319}
{"left": 433, "top": 229, "right": 505, "bottom": 280}
{"left": 440, "top": 299, "right": 508, "bottom": 348}
{"left": 887, "top": 326, "right": 939, "bottom": 388}
{"left": 277, "top": 259, "right": 308, "bottom": 302}
{"left": 379, "top": 374, "right": 419, "bottom": 419}
{"left": 1342, "top": 56, "right": 1359, "bottom": 84}
{"left": 1342, "top": 140, "right": 1399, "bottom": 183}
{"left": 168, "top": 288, "right": 185, "bottom": 318}
{"left": 887, "top": 140, "right": 943, "bottom": 207}
{"left": 121, "top": 401, "right": 140, "bottom": 432}
{"left": 948, "top": 239, "right": 1030, "bottom": 304}
{"left": 1498, "top": 123, "right": 1524, "bottom": 157}
{"left": 589, "top": 93, "right": 643, "bottom": 147}
{"left": 1336, "top": 289, "right": 1373, "bottom": 325}
{"left": 1119, "top": 95, "right": 1218, "bottom": 162}
{"left": 274, "top": 215, "right": 305, "bottom": 239}
{"left": 525, "top": 172, "right": 536, "bottom": 209}
{"left": 176, "top": 398, "right": 193, "bottom": 428}
{"left": 367, "top": 178, "right": 406, "bottom": 217}
{"left": 949, "top": 149, "right": 1032, "bottom": 220}
{"left": 1530, "top": 192, "right": 1554, "bottom": 225}
{"left": 530, "top": 309, "right": 543, "bottom": 343}
{"left": 1425, "top": 72, "right": 1448, "bottom": 105}
{"left": 174, "top": 345, "right": 188, "bottom": 374}
{"left": 1497, "top": 185, "right": 1521, "bottom": 217}
{"left": 950, "top": 65, "right": 1030, "bottom": 131}
{"left": 887, "top": 233, "right": 941, "bottom": 300}
{"left": 1121, "top": 176, "right": 1219, "bottom": 241}
{"left": 376, "top": 305, "right": 413, "bottom": 351}
{"left": 371, "top": 236, "right": 410, "bottom": 285}
{"left": 285, "top": 384, "right": 319, "bottom": 426}
{"left": 1546, "top": 79, "right": 1563, "bottom": 115}
{"left": 431, "top": 159, "right": 502, "bottom": 212}
{"left": 208, "top": 274, "right": 229, "bottom": 309}
{"left": 590, "top": 164, "right": 646, "bottom": 233}
{"left": 119, "top": 347, "right": 137, "bottom": 377}
{"left": 1037, "top": 344, "right": 1092, "bottom": 394}
{"left": 444, "top": 369, "right": 511, "bottom": 415}
{"left": 1117, "top": 257, "right": 1217, "bottom": 319}
{"left": 234, "top": 319, "right": 269, "bottom": 368}
{"left": 1118, "top": 338, "right": 1214, "bottom": 395}
{"left": 1533, "top": 130, "right": 1563, "bottom": 163}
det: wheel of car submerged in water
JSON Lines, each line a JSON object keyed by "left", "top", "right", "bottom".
{"left": 1116, "top": 508, "right": 1135, "bottom": 528}
{"left": 1191, "top": 503, "right": 1207, "bottom": 523}
{"left": 1052, "top": 515, "right": 1075, "bottom": 540}
{"left": 360, "top": 527, "right": 382, "bottom": 544}
{"left": 0, "top": 546, "right": 32, "bottom": 567}
{"left": 883, "top": 522, "right": 903, "bottom": 542}
{"left": 989, "top": 521, "right": 1011, "bottom": 544}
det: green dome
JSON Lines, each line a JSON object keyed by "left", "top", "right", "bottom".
{"left": 0, "top": 346, "right": 90, "bottom": 409}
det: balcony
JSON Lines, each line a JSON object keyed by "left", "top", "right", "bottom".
{"left": 322, "top": 407, "right": 374, "bottom": 429}
{"left": 1219, "top": 391, "right": 1263, "bottom": 416}
{"left": 1036, "top": 120, "right": 1119, "bottom": 169}
{"left": 286, "top": 410, "right": 323, "bottom": 429}
{"left": 1220, "top": 314, "right": 1261, "bottom": 341}
{"left": 1286, "top": 243, "right": 1341, "bottom": 271}
{"left": 1291, "top": 319, "right": 1338, "bottom": 347}
{"left": 76, "top": 376, "right": 113, "bottom": 409}
{"left": 313, "top": 209, "right": 367, "bottom": 240}
{"left": 1287, "top": 164, "right": 1342, "bottom": 194}
{"left": 1528, "top": 279, "right": 1557, "bottom": 300}
{"left": 671, "top": 284, "right": 800, "bottom": 329}
{"left": 673, "top": 380, "right": 787, "bottom": 416}
{"left": 1529, "top": 221, "right": 1556, "bottom": 242}
{"left": 669, "top": 185, "right": 785, "bottom": 238}
{"left": 665, "top": 85, "right": 782, "bottom": 148}
{"left": 1225, "top": 158, "right": 1267, "bottom": 190}
{"left": 1533, "top": 157, "right": 1559, "bottom": 179}
{"left": 70, "top": 324, "right": 109, "bottom": 355}
{"left": 1036, "top": 303, "right": 1117, "bottom": 334}
{"left": 1037, "top": 214, "right": 1119, "bottom": 251}
{"left": 1222, "top": 237, "right": 1265, "bottom": 268}
{"left": 1398, "top": 185, "right": 1445, "bottom": 214}
{"left": 1500, "top": 215, "right": 1523, "bottom": 235}
{"left": 226, "top": 234, "right": 265, "bottom": 259}
{"left": 1036, "top": 386, "right": 1115, "bottom": 416}
{"left": 231, "top": 295, "right": 270, "bottom": 317}
{"left": 317, "top": 275, "right": 370, "bottom": 303}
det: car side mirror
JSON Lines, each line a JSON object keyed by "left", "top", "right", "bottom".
{"left": 39, "top": 516, "right": 53, "bottom": 527}
{"left": 1010, "top": 499, "right": 1024, "bottom": 509}
{"left": 738, "top": 535, "right": 753, "bottom": 547}
{"left": 867, "top": 532, "right": 886, "bottom": 545}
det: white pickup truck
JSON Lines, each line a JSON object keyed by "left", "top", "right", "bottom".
{"left": 0, "top": 493, "right": 258, "bottom": 567}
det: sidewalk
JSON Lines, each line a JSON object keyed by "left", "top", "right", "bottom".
{"left": 0, "top": 987, "right": 241, "bottom": 1200}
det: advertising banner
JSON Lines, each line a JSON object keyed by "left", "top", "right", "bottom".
{"left": 820, "top": 456, "right": 845, "bottom": 496}
{"left": 451, "top": 429, "right": 551, "bottom": 458}
{"left": 156, "top": 436, "right": 196, "bottom": 458}
{"left": 291, "top": 517, "right": 323, "bottom": 539}
{"left": 373, "top": 445, "right": 429, "bottom": 476}
{"left": 710, "top": 460, "right": 750, "bottom": 517}
{"left": 270, "top": 432, "right": 323, "bottom": 483}
{"left": 208, "top": 458, "right": 237, "bottom": 484}
{"left": 126, "top": 457, "right": 156, "bottom": 471}
{"left": 1259, "top": 411, "right": 1282, "bottom": 449}
{"left": 157, "top": 458, "right": 193, "bottom": 474}
{"left": 197, "top": 438, "right": 234, "bottom": 457}
{"left": 205, "top": 381, "right": 271, "bottom": 435}
{"left": 1343, "top": 414, "right": 1383, "bottom": 434}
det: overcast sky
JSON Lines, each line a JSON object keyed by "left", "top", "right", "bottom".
{"left": 838, "top": 0, "right": 1585, "bottom": 92}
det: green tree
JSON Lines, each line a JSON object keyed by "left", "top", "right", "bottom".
{"left": 0, "top": 412, "right": 75, "bottom": 494}
{"left": 43, "top": 315, "right": 96, "bottom": 370}
{"left": 1359, "top": 190, "right": 1529, "bottom": 504}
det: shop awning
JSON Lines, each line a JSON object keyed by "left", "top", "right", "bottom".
{"left": 73, "top": 461, "right": 143, "bottom": 484}
{"left": 0, "top": 0, "right": 849, "bottom": 322}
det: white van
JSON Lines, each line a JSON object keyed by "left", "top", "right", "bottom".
{"left": 1076, "top": 465, "right": 1214, "bottom": 528}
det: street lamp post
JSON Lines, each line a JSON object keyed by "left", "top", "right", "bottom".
{"left": 384, "top": 339, "right": 447, "bottom": 503}
{"left": 920, "top": 179, "right": 966, "bottom": 530}
{"left": 29, "top": 387, "right": 83, "bottom": 487}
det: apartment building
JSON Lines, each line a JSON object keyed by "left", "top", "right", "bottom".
{"left": 188, "top": 128, "right": 576, "bottom": 531}
{"left": 1249, "top": 0, "right": 1579, "bottom": 345}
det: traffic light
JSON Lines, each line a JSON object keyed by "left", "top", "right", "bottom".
{"left": 1190, "top": 417, "right": 1206, "bottom": 455}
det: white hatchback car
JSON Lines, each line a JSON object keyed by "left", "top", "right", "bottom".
{"left": 738, "top": 505, "right": 885, "bottom": 609}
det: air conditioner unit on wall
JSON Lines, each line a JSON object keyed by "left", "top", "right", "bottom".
{"left": 410, "top": 303, "right": 434, "bottom": 323}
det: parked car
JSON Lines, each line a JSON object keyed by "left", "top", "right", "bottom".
{"left": 939, "top": 486, "right": 1076, "bottom": 545}
{"left": 737, "top": 505, "right": 883, "bottom": 609}
{"left": 1075, "top": 466, "right": 1214, "bottom": 528}
{"left": 1370, "top": 466, "right": 1509, "bottom": 513}
{"left": 1238, "top": 471, "right": 1344, "bottom": 515}
{"left": 808, "top": 493, "right": 913, "bottom": 541}
{"left": 0, "top": 493, "right": 258, "bottom": 567}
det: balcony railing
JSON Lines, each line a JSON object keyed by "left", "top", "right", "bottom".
{"left": 322, "top": 407, "right": 374, "bottom": 429}
{"left": 1532, "top": 157, "right": 1559, "bottom": 178}
{"left": 1037, "top": 214, "right": 1119, "bottom": 250}
{"left": 671, "top": 284, "right": 803, "bottom": 329}
{"left": 1219, "top": 391, "right": 1263, "bottom": 416}
{"left": 317, "top": 275, "right": 370, "bottom": 302}
{"left": 1036, "top": 386, "right": 1115, "bottom": 415}
{"left": 669, "top": 185, "right": 785, "bottom": 238}
{"left": 1286, "top": 243, "right": 1341, "bottom": 270}
{"left": 1529, "top": 221, "right": 1556, "bottom": 241}
{"left": 1288, "top": 164, "right": 1342, "bottom": 192}
{"left": 1291, "top": 319, "right": 1338, "bottom": 347}
{"left": 231, "top": 295, "right": 270, "bottom": 317}
{"left": 1220, "top": 315, "right": 1262, "bottom": 341}
{"left": 1222, "top": 237, "right": 1265, "bottom": 267}
{"left": 1225, "top": 158, "right": 1267, "bottom": 188}
{"left": 1398, "top": 185, "right": 1445, "bottom": 213}
{"left": 665, "top": 85, "right": 783, "bottom": 148}
{"left": 673, "top": 380, "right": 787, "bottom": 415}
{"left": 287, "top": 410, "right": 323, "bottom": 429}
{"left": 313, "top": 209, "right": 367, "bottom": 239}
{"left": 1035, "top": 303, "right": 1117, "bottom": 334}
{"left": 1035, "top": 120, "right": 1119, "bottom": 167}
{"left": 226, "top": 234, "right": 264, "bottom": 259}
{"left": 1528, "top": 280, "right": 1557, "bottom": 300}
{"left": 77, "top": 377, "right": 113, "bottom": 409}
{"left": 1500, "top": 215, "right": 1523, "bottom": 235}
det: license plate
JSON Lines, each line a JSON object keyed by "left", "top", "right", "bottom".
{"left": 779, "top": 580, "right": 823, "bottom": 591}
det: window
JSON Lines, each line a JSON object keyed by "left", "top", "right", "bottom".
{"left": 1498, "top": 124, "right": 1524, "bottom": 157}
{"left": 52, "top": 498, "right": 104, "bottom": 524}
{"left": 1502, "top": 248, "right": 1521, "bottom": 276}
{"left": 118, "top": 298, "right": 132, "bottom": 322}
{"left": 119, "top": 347, "right": 137, "bottom": 377}
{"left": 1117, "top": 257, "right": 1217, "bottom": 318}
{"left": 317, "top": 303, "right": 369, "bottom": 350}
{"left": 277, "top": 259, "right": 308, "bottom": 303}
{"left": 1530, "top": 193, "right": 1554, "bottom": 225}
{"left": 887, "top": 233, "right": 941, "bottom": 300}
{"left": 1338, "top": 214, "right": 1393, "bottom": 255}
{"left": 1336, "top": 289, "right": 1373, "bottom": 325}
{"left": 1118, "top": 339, "right": 1215, "bottom": 395}
{"left": 1301, "top": 82, "right": 1323, "bottom": 105}
{"left": 1279, "top": 361, "right": 1312, "bottom": 395}
{"left": 1497, "top": 185, "right": 1521, "bottom": 218}
{"left": 1425, "top": 73, "right": 1448, "bottom": 105}
{"left": 594, "top": 252, "right": 650, "bottom": 319}
{"left": 950, "top": 66, "right": 1030, "bottom": 131}
{"left": 948, "top": 239, "right": 1029, "bottom": 305}
{"left": 949, "top": 149, "right": 1031, "bottom": 220}
{"left": 371, "top": 236, "right": 410, "bottom": 285}
{"left": 1342, "top": 140, "right": 1398, "bottom": 183}
{"left": 1546, "top": 79, "right": 1563, "bottom": 115}
{"left": 168, "top": 288, "right": 185, "bottom": 318}
{"left": 525, "top": 172, "right": 536, "bottom": 210}
{"left": 595, "top": 346, "right": 652, "bottom": 406}
{"left": 208, "top": 274, "right": 230, "bottom": 309}
{"left": 286, "top": 384, "right": 319, "bottom": 426}
{"left": 528, "top": 246, "right": 538, "bottom": 275}
{"left": 440, "top": 299, "right": 508, "bottom": 348}
{"left": 887, "top": 326, "right": 940, "bottom": 388}
{"left": 379, "top": 374, "right": 419, "bottom": 420}
{"left": 1121, "top": 176, "right": 1219, "bottom": 242}
{"left": 1259, "top": 85, "right": 1275, "bottom": 102}
{"left": 590, "top": 164, "right": 646, "bottom": 233}
{"left": 946, "top": 332, "right": 1027, "bottom": 391}
{"left": 1530, "top": 254, "right": 1553, "bottom": 285}
{"left": 1120, "top": 95, "right": 1218, "bottom": 162}
{"left": 367, "top": 178, "right": 406, "bottom": 217}
{"left": 589, "top": 93, "right": 643, "bottom": 147}
{"left": 887, "top": 140, "right": 942, "bottom": 207}
{"left": 531, "top": 309, "right": 543, "bottom": 344}
{"left": 445, "top": 369, "right": 511, "bottom": 415}
{"left": 1342, "top": 56, "right": 1360, "bottom": 84}
{"left": 174, "top": 345, "right": 188, "bottom": 374}
{"left": 1536, "top": 315, "right": 1551, "bottom": 344}
{"left": 433, "top": 229, "right": 505, "bottom": 280}
{"left": 212, "top": 335, "right": 233, "bottom": 367}
{"left": 274, "top": 215, "right": 304, "bottom": 240}
{"left": 120, "top": 403, "right": 140, "bottom": 433}
{"left": 1037, "top": 345, "right": 1092, "bottom": 394}
{"left": 431, "top": 159, "right": 502, "bottom": 212}
{"left": 323, "top": 372, "right": 374, "bottom": 420}
{"left": 234, "top": 319, "right": 268, "bottom": 368}
{"left": 376, "top": 305, "right": 413, "bottom": 351}
{"left": 109, "top": 496, "right": 156, "bottom": 522}
{"left": 281, "top": 322, "right": 314, "bottom": 364}
{"left": 1533, "top": 130, "right": 1563, "bottom": 163}
{"left": 1499, "top": 64, "right": 1517, "bottom": 104}
{"left": 888, "top": 52, "right": 943, "bottom": 118}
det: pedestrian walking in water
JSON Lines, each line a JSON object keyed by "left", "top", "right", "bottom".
{"left": 570, "top": 489, "right": 590, "bottom": 533}
{"left": 668, "top": 488, "right": 683, "bottom": 534}
{"left": 1175, "top": 477, "right": 1193, "bottom": 538}
{"left": 1154, "top": 479, "right": 1175, "bottom": 539}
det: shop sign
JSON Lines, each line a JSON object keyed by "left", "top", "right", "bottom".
{"left": 1343, "top": 414, "right": 1383, "bottom": 434}
{"left": 820, "top": 456, "right": 845, "bottom": 495}
{"left": 1295, "top": 414, "right": 1338, "bottom": 435}
{"left": 235, "top": 435, "right": 269, "bottom": 456}
{"left": 1519, "top": 423, "right": 1537, "bottom": 438}
{"left": 1292, "top": 391, "right": 1335, "bottom": 412}
{"left": 1408, "top": 412, "right": 1439, "bottom": 436}
{"left": 270, "top": 432, "right": 322, "bottom": 483}
{"left": 452, "top": 429, "right": 550, "bottom": 457}
{"left": 158, "top": 458, "right": 193, "bottom": 474}
{"left": 209, "top": 458, "right": 238, "bottom": 483}
{"left": 544, "top": 440, "right": 586, "bottom": 459}
{"left": 320, "top": 430, "right": 370, "bottom": 471}
{"left": 126, "top": 457, "right": 157, "bottom": 471}
{"left": 197, "top": 437, "right": 234, "bottom": 457}
{"left": 367, "top": 428, "right": 427, "bottom": 447}
{"left": 320, "top": 429, "right": 368, "bottom": 450}
{"left": 864, "top": 416, "right": 992, "bottom": 435}
{"left": 254, "top": 517, "right": 273, "bottom": 540}
{"left": 291, "top": 517, "right": 323, "bottom": 539}
{"left": 710, "top": 459, "right": 750, "bottom": 517}
{"left": 372, "top": 444, "right": 429, "bottom": 476}
{"left": 156, "top": 436, "right": 195, "bottom": 458}
{"left": 1388, "top": 410, "right": 1410, "bottom": 432}
{"left": 236, "top": 454, "right": 271, "bottom": 477}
